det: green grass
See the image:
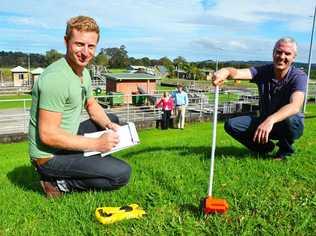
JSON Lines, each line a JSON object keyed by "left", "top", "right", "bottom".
{"left": 0, "top": 95, "right": 32, "bottom": 109}
{"left": 108, "top": 68, "right": 128, "bottom": 73}
{"left": 1, "top": 105, "right": 316, "bottom": 235}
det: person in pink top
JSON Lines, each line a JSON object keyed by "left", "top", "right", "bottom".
{"left": 156, "top": 91, "right": 174, "bottom": 129}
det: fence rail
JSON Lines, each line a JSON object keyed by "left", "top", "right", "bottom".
{"left": 0, "top": 90, "right": 260, "bottom": 135}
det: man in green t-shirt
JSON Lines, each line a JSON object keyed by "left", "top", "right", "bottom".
{"left": 28, "top": 16, "right": 131, "bottom": 198}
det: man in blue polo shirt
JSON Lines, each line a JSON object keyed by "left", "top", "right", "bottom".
{"left": 212, "top": 37, "right": 307, "bottom": 160}
{"left": 172, "top": 84, "right": 189, "bottom": 129}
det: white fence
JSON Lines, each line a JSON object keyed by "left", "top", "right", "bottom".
{"left": 0, "top": 90, "right": 258, "bottom": 135}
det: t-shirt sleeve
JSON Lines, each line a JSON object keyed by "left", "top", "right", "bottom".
{"left": 84, "top": 70, "right": 93, "bottom": 99}
{"left": 38, "top": 74, "right": 68, "bottom": 112}
{"left": 249, "top": 65, "right": 270, "bottom": 84}
{"left": 291, "top": 70, "right": 307, "bottom": 94}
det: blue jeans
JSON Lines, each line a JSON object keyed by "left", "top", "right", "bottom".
{"left": 224, "top": 114, "right": 304, "bottom": 158}
{"left": 35, "top": 115, "right": 131, "bottom": 192}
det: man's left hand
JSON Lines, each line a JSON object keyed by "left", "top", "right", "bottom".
{"left": 106, "top": 122, "right": 120, "bottom": 132}
{"left": 253, "top": 118, "right": 275, "bottom": 144}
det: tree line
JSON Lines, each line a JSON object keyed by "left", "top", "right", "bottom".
{"left": 0, "top": 46, "right": 315, "bottom": 80}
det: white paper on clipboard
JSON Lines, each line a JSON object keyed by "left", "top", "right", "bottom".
{"left": 84, "top": 122, "right": 140, "bottom": 157}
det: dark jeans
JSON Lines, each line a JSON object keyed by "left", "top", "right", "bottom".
{"left": 161, "top": 110, "right": 172, "bottom": 129}
{"left": 35, "top": 114, "right": 131, "bottom": 192}
{"left": 224, "top": 114, "right": 304, "bottom": 158}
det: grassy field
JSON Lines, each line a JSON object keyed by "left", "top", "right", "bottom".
{"left": 0, "top": 106, "right": 315, "bottom": 235}
{"left": 0, "top": 95, "right": 32, "bottom": 109}
{"left": 108, "top": 69, "right": 128, "bottom": 73}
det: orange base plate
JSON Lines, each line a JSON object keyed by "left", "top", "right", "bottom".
{"left": 203, "top": 197, "right": 229, "bottom": 214}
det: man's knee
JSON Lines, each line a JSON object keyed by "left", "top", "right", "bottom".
{"left": 113, "top": 162, "right": 131, "bottom": 186}
{"left": 94, "top": 162, "right": 131, "bottom": 190}
{"left": 283, "top": 115, "right": 304, "bottom": 140}
{"left": 224, "top": 119, "right": 233, "bottom": 134}
{"left": 105, "top": 160, "right": 131, "bottom": 188}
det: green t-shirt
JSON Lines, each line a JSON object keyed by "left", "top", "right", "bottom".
{"left": 28, "top": 57, "right": 93, "bottom": 158}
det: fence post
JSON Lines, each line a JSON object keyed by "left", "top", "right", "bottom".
{"left": 23, "top": 99, "right": 27, "bottom": 133}
{"left": 127, "top": 94, "right": 130, "bottom": 122}
{"left": 199, "top": 94, "right": 203, "bottom": 121}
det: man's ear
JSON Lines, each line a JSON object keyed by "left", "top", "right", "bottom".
{"left": 64, "top": 36, "right": 68, "bottom": 48}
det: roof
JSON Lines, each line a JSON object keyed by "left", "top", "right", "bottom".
{"left": 157, "top": 65, "right": 168, "bottom": 74}
{"left": 31, "top": 67, "right": 44, "bottom": 74}
{"left": 128, "top": 65, "right": 147, "bottom": 70}
{"left": 11, "top": 66, "right": 28, "bottom": 73}
{"left": 175, "top": 69, "right": 186, "bottom": 73}
{"left": 105, "top": 73, "right": 160, "bottom": 81}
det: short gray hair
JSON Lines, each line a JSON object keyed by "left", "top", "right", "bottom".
{"left": 273, "top": 37, "right": 298, "bottom": 55}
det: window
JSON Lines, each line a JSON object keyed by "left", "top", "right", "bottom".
{"left": 18, "top": 73, "right": 24, "bottom": 80}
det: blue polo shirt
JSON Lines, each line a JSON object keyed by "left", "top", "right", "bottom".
{"left": 172, "top": 90, "right": 188, "bottom": 106}
{"left": 250, "top": 64, "right": 307, "bottom": 119}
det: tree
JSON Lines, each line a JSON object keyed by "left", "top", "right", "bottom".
{"left": 102, "top": 45, "right": 129, "bottom": 68}
{"left": 173, "top": 56, "right": 187, "bottom": 70}
{"left": 94, "top": 52, "right": 109, "bottom": 67}
{"left": 158, "top": 57, "right": 173, "bottom": 67}
{"left": 183, "top": 63, "right": 203, "bottom": 80}
{"left": 45, "top": 49, "right": 63, "bottom": 66}
{"left": 140, "top": 57, "right": 151, "bottom": 67}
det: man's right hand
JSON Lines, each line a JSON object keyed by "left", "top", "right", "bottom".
{"left": 96, "top": 131, "right": 119, "bottom": 153}
{"left": 212, "top": 68, "right": 230, "bottom": 86}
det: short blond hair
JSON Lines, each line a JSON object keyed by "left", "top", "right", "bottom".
{"left": 65, "top": 16, "right": 100, "bottom": 41}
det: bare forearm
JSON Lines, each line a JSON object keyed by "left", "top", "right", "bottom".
{"left": 40, "top": 128, "right": 98, "bottom": 152}
{"left": 88, "top": 102, "right": 111, "bottom": 129}
{"left": 267, "top": 91, "right": 304, "bottom": 124}
{"left": 212, "top": 67, "right": 252, "bottom": 86}
{"left": 267, "top": 103, "right": 301, "bottom": 124}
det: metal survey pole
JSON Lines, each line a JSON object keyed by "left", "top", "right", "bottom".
{"left": 303, "top": 5, "right": 316, "bottom": 113}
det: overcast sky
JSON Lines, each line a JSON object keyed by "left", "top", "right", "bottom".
{"left": 0, "top": 0, "right": 315, "bottom": 63}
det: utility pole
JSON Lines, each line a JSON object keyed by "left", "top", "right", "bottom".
{"left": 0, "top": 70, "right": 3, "bottom": 86}
{"left": 303, "top": 5, "right": 316, "bottom": 113}
{"left": 28, "top": 53, "right": 31, "bottom": 87}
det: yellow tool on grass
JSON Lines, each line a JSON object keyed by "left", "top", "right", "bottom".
{"left": 95, "top": 204, "right": 146, "bottom": 224}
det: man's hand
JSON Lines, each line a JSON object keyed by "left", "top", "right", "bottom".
{"left": 212, "top": 68, "right": 230, "bottom": 86}
{"left": 253, "top": 118, "right": 275, "bottom": 144}
{"left": 106, "top": 122, "right": 120, "bottom": 132}
{"left": 96, "top": 131, "right": 119, "bottom": 153}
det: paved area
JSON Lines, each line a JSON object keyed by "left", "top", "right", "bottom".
{"left": 0, "top": 108, "right": 29, "bottom": 134}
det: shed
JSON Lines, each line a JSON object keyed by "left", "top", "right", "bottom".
{"left": 11, "top": 66, "right": 29, "bottom": 87}
{"left": 201, "top": 69, "right": 214, "bottom": 80}
{"left": 31, "top": 67, "right": 44, "bottom": 85}
{"left": 105, "top": 73, "right": 160, "bottom": 103}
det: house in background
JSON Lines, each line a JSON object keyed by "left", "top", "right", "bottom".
{"left": 11, "top": 66, "right": 29, "bottom": 87}
{"left": 30, "top": 67, "right": 44, "bottom": 86}
{"left": 105, "top": 73, "right": 160, "bottom": 103}
{"left": 127, "top": 65, "right": 156, "bottom": 75}
{"left": 174, "top": 68, "right": 188, "bottom": 79}
{"left": 201, "top": 69, "right": 215, "bottom": 80}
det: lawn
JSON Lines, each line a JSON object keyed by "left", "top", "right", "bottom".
{"left": 0, "top": 105, "right": 315, "bottom": 235}
{"left": 108, "top": 68, "right": 128, "bottom": 73}
{"left": 0, "top": 95, "right": 32, "bottom": 109}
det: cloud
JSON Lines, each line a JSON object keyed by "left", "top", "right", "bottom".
{"left": 0, "top": 0, "right": 314, "bottom": 62}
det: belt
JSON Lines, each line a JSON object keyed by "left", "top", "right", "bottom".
{"left": 32, "top": 157, "right": 51, "bottom": 167}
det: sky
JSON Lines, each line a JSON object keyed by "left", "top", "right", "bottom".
{"left": 0, "top": 0, "right": 315, "bottom": 63}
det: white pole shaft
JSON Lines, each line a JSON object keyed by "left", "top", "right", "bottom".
{"left": 207, "top": 85, "right": 219, "bottom": 197}
{"left": 303, "top": 5, "right": 316, "bottom": 113}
